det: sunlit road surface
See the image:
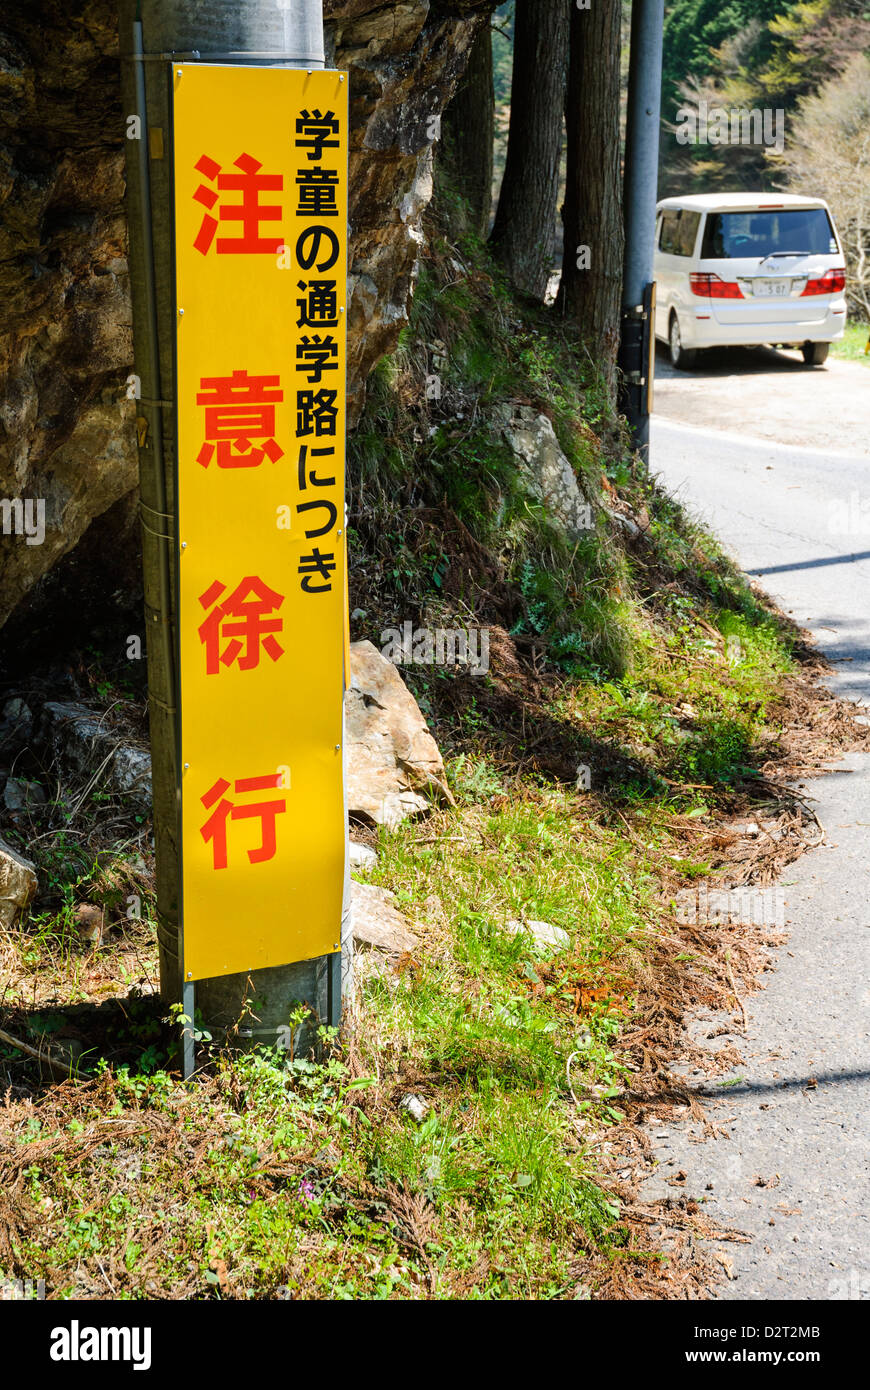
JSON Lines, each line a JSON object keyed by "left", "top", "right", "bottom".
{"left": 644, "top": 361, "right": 870, "bottom": 1301}
{"left": 654, "top": 342, "right": 870, "bottom": 461}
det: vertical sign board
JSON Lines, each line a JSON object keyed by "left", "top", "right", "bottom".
{"left": 173, "top": 66, "right": 348, "bottom": 982}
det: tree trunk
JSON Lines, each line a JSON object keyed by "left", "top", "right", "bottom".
{"left": 490, "top": 0, "right": 570, "bottom": 300}
{"left": 558, "top": 0, "right": 624, "bottom": 390}
{"left": 442, "top": 24, "right": 494, "bottom": 238}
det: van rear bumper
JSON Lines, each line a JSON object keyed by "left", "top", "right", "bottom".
{"left": 673, "top": 302, "right": 847, "bottom": 349}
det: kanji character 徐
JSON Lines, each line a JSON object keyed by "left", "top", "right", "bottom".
{"left": 295, "top": 109, "right": 340, "bottom": 162}
{"left": 295, "top": 166, "right": 339, "bottom": 218}
{"left": 193, "top": 152, "right": 283, "bottom": 255}
{"left": 196, "top": 369, "right": 284, "bottom": 469}
{"left": 297, "top": 444, "right": 336, "bottom": 490}
{"left": 198, "top": 576, "right": 285, "bottom": 674}
{"left": 297, "top": 499, "right": 338, "bottom": 538}
{"left": 296, "top": 334, "right": 339, "bottom": 384}
{"left": 298, "top": 547, "right": 336, "bottom": 593}
{"left": 296, "top": 279, "right": 339, "bottom": 328}
{"left": 296, "top": 389, "right": 338, "bottom": 437}
{"left": 200, "top": 773, "right": 286, "bottom": 870}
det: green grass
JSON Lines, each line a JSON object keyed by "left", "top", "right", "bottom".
{"left": 1, "top": 588, "right": 803, "bottom": 1300}
{"left": 0, "top": 162, "right": 829, "bottom": 1301}
{"left": 831, "top": 320, "right": 870, "bottom": 366}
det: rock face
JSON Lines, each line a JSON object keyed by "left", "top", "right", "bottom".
{"left": 39, "top": 700, "right": 152, "bottom": 814}
{"left": 346, "top": 639, "right": 453, "bottom": 826}
{"left": 0, "top": 0, "right": 492, "bottom": 632}
{"left": 21, "top": 643, "right": 447, "bottom": 828}
{"left": 0, "top": 834, "right": 37, "bottom": 928}
{"left": 496, "top": 404, "right": 593, "bottom": 539}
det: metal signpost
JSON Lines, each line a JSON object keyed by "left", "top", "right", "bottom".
{"left": 122, "top": 4, "right": 348, "bottom": 1079}
{"left": 618, "top": 0, "right": 665, "bottom": 460}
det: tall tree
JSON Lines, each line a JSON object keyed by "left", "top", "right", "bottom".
{"left": 490, "top": 0, "right": 570, "bottom": 299}
{"left": 558, "top": 0, "right": 624, "bottom": 390}
{"left": 442, "top": 24, "right": 495, "bottom": 238}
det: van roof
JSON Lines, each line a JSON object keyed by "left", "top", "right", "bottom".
{"left": 657, "top": 193, "right": 829, "bottom": 213}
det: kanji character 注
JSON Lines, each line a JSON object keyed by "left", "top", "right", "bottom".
{"left": 198, "top": 576, "right": 285, "bottom": 675}
{"left": 200, "top": 773, "right": 286, "bottom": 870}
{"left": 297, "top": 444, "right": 336, "bottom": 490}
{"left": 196, "top": 369, "right": 284, "bottom": 469}
{"left": 298, "top": 547, "right": 336, "bottom": 593}
{"left": 296, "top": 334, "right": 339, "bottom": 384}
{"left": 296, "top": 389, "right": 338, "bottom": 438}
{"left": 295, "top": 109, "right": 340, "bottom": 162}
{"left": 297, "top": 499, "right": 338, "bottom": 538}
{"left": 193, "top": 152, "right": 283, "bottom": 255}
{"left": 295, "top": 166, "right": 339, "bottom": 218}
{"left": 296, "top": 279, "right": 339, "bottom": 328}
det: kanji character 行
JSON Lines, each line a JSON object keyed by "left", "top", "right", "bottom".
{"left": 200, "top": 773, "right": 286, "bottom": 869}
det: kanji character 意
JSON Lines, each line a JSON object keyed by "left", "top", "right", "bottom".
{"left": 196, "top": 369, "right": 284, "bottom": 470}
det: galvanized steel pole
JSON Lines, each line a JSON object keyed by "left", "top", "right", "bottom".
{"left": 618, "top": 0, "right": 665, "bottom": 461}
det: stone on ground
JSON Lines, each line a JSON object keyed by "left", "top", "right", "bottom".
{"left": 506, "top": 917, "right": 570, "bottom": 953}
{"left": 0, "top": 835, "right": 38, "bottom": 929}
{"left": 345, "top": 640, "right": 453, "bottom": 827}
{"left": 352, "top": 880, "right": 418, "bottom": 957}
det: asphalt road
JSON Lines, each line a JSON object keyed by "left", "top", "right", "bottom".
{"left": 645, "top": 348, "right": 870, "bottom": 1301}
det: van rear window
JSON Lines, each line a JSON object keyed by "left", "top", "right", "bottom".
{"left": 700, "top": 208, "right": 837, "bottom": 259}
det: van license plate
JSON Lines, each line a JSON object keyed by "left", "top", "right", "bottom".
{"left": 754, "top": 279, "right": 790, "bottom": 297}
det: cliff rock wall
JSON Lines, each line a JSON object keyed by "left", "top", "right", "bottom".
{"left": 0, "top": 0, "right": 489, "bottom": 635}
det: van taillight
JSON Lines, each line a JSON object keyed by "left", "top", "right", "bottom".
{"left": 800, "top": 269, "right": 846, "bottom": 296}
{"left": 689, "top": 273, "right": 744, "bottom": 299}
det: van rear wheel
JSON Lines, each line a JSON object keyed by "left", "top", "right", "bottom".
{"left": 801, "top": 341, "right": 829, "bottom": 366}
{"left": 669, "top": 313, "right": 697, "bottom": 370}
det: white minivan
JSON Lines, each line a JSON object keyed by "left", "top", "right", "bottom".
{"left": 654, "top": 193, "right": 847, "bottom": 369}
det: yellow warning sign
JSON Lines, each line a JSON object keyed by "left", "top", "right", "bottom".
{"left": 172, "top": 65, "right": 348, "bottom": 981}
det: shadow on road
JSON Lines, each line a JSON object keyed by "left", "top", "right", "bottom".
{"left": 655, "top": 341, "right": 817, "bottom": 382}
{"left": 753, "top": 551, "right": 870, "bottom": 576}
